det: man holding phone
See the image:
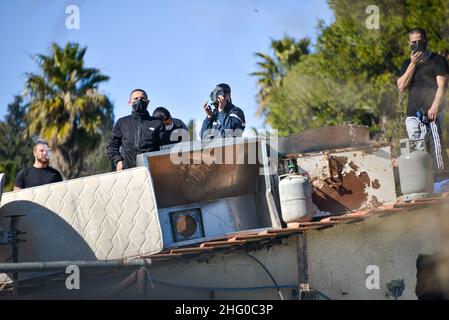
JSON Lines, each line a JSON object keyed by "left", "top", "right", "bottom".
{"left": 200, "top": 83, "right": 246, "bottom": 140}
{"left": 397, "top": 28, "right": 449, "bottom": 173}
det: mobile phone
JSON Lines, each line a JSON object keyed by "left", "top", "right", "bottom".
{"left": 411, "top": 42, "right": 425, "bottom": 55}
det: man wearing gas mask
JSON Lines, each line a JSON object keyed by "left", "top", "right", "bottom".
{"left": 14, "top": 141, "right": 63, "bottom": 190}
{"left": 200, "top": 83, "right": 246, "bottom": 140}
{"left": 397, "top": 28, "right": 449, "bottom": 173}
{"left": 106, "top": 89, "right": 164, "bottom": 170}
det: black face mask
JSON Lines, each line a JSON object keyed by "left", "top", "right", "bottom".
{"left": 411, "top": 41, "right": 427, "bottom": 54}
{"left": 132, "top": 98, "right": 148, "bottom": 113}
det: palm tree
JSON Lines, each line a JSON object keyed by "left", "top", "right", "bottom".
{"left": 251, "top": 52, "right": 280, "bottom": 114}
{"left": 251, "top": 36, "right": 310, "bottom": 116}
{"left": 24, "top": 43, "right": 114, "bottom": 179}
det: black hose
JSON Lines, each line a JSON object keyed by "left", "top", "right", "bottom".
{"left": 236, "top": 251, "right": 284, "bottom": 300}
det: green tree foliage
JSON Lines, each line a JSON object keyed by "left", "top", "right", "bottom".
{"left": 251, "top": 36, "right": 310, "bottom": 116}
{"left": 0, "top": 161, "right": 19, "bottom": 192}
{"left": 0, "top": 96, "right": 34, "bottom": 191}
{"left": 80, "top": 130, "right": 113, "bottom": 177}
{"left": 24, "top": 43, "right": 114, "bottom": 179}
{"left": 261, "top": 0, "right": 449, "bottom": 152}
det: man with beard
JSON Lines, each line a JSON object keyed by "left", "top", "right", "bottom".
{"left": 14, "top": 141, "right": 63, "bottom": 190}
{"left": 106, "top": 88, "right": 164, "bottom": 170}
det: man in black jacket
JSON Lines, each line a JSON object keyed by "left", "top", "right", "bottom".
{"left": 106, "top": 89, "right": 164, "bottom": 170}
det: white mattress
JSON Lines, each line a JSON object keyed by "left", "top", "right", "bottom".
{"left": 0, "top": 167, "right": 163, "bottom": 263}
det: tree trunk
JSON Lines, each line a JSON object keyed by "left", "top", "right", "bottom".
{"left": 52, "top": 145, "right": 83, "bottom": 180}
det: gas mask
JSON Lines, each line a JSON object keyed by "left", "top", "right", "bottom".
{"left": 132, "top": 98, "right": 149, "bottom": 113}
{"left": 210, "top": 89, "right": 225, "bottom": 110}
{"left": 411, "top": 41, "right": 427, "bottom": 54}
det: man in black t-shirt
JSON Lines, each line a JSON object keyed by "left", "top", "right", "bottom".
{"left": 14, "top": 141, "right": 63, "bottom": 190}
{"left": 397, "top": 28, "right": 449, "bottom": 173}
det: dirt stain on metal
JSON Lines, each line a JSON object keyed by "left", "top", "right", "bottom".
{"left": 349, "top": 161, "right": 359, "bottom": 171}
{"left": 372, "top": 179, "right": 381, "bottom": 189}
{"left": 370, "top": 195, "right": 382, "bottom": 208}
{"left": 312, "top": 170, "right": 371, "bottom": 215}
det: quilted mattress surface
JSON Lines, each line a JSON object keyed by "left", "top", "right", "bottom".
{"left": 0, "top": 167, "right": 163, "bottom": 263}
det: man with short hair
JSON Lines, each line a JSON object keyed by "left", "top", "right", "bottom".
{"left": 200, "top": 83, "right": 246, "bottom": 139}
{"left": 106, "top": 89, "right": 164, "bottom": 170}
{"left": 152, "top": 106, "right": 188, "bottom": 145}
{"left": 14, "top": 141, "right": 63, "bottom": 190}
{"left": 397, "top": 27, "right": 449, "bottom": 173}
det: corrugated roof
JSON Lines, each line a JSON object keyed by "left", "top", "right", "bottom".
{"left": 147, "top": 192, "right": 449, "bottom": 261}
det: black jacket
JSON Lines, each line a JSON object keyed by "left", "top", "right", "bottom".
{"left": 200, "top": 102, "right": 246, "bottom": 139}
{"left": 106, "top": 111, "right": 164, "bottom": 169}
{"left": 161, "top": 118, "right": 188, "bottom": 145}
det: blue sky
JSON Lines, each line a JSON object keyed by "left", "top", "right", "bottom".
{"left": 0, "top": 0, "right": 333, "bottom": 134}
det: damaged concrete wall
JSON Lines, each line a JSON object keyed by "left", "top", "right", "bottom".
{"left": 143, "top": 242, "right": 299, "bottom": 300}
{"left": 306, "top": 203, "right": 449, "bottom": 300}
{"left": 141, "top": 203, "right": 449, "bottom": 300}
{"left": 6, "top": 202, "right": 449, "bottom": 300}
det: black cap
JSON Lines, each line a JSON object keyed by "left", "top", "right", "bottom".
{"left": 215, "top": 83, "right": 231, "bottom": 93}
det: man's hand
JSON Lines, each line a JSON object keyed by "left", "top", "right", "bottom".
{"left": 427, "top": 106, "right": 439, "bottom": 121}
{"left": 217, "top": 96, "right": 226, "bottom": 112}
{"left": 116, "top": 161, "right": 123, "bottom": 171}
{"left": 203, "top": 101, "right": 213, "bottom": 118}
{"left": 428, "top": 75, "right": 448, "bottom": 121}
{"left": 411, "top": 51, "right": 424, "bottom": 65}
{"left": 397, "top": 52, "right": 420, "bottom": 92}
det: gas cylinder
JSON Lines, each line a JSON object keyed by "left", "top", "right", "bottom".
{"left": 398, "top": 139, "right": 434, "bottom": 200}
{"left": 279, "top": 173, "right": 314, "bottom": 223}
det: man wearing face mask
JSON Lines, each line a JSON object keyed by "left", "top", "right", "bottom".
{"left": 106, "top": 89, "right": 164, "bottom": 170}
{"left": 397, "top": 28, "right": 449, "bottom": 173}
{"left": 14, "top": 141, "right": 63, "bottom": 190}
{"left": 152, "top": 106, "right": 188, "bottom": 145}
{"left": 200, "top": 83, "right": 246, "bottom": 140}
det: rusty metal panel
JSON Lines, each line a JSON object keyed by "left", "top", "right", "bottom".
{"left": 278, "top": 125, "right": 371, "bottom": 156}
{"left": 294, "top": 146, "right": 396, "bottom": 215}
